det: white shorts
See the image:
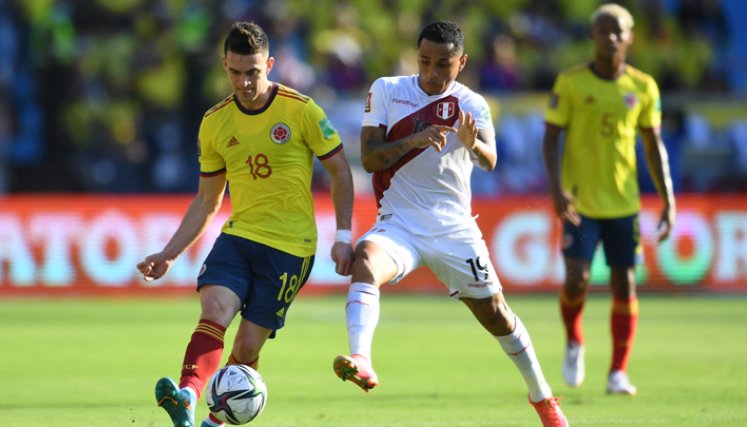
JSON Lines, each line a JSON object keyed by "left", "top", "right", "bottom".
{"left": 357, "top": 215, "right": 502, "bottom": 299}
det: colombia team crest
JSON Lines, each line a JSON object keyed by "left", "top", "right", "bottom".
{"left": 624, "top": 93, "right": 638, "bottom": 109}
{"left": 270, "top": 123, "right": 291, "bottom": 144}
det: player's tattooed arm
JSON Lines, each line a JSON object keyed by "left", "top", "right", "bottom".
{"left": 360, "top": 124, "right": 456, "bottom": 172}
{"left": 360, "top": 126, "right": 417, "bottom": 172}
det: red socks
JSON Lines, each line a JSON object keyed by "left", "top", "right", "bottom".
{"left": 179, "top": 319, "right": 226, "bottom": 399}
{"left": 610, "top": 297, "right": 639, "bottom": 372}
{"left": 559, "top": 289, "right": 585, "bottom": 345}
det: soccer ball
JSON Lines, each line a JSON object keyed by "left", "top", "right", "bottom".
{"left": 206, "top": 364, "right": 267, "bottom": 425}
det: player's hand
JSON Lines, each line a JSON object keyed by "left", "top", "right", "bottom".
{"left": 551, "top": 190, "right": 581, "bottom": 226}
{"left": 137, "top": 253, "right": 174, "bottom": 282}
{"left": 657, "top": 203, "right": 676, "bottom": 243}
{"left": 456, "top": 110, "right": 477, "bottom": 149}
{"left": 331, "top": 241, "right": 354, "bottom": 276}
{"left": 410, "top": 124, "right": 455, "bottom": 152}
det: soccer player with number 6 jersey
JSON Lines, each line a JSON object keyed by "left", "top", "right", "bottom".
{"left": 542, "top": 4, "right": 676, "bottom": 396}
{"left": 137, "top": 21, "right": 355, "bottom": 427}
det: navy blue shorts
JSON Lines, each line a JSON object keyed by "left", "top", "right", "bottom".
{"left": 197, "top": 233, "right": 314, "bottom": 335}
{"left": 562, "top": 214, "right": 641, "bottom": 267}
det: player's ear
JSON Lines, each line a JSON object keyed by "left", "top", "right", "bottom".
{"left": 266, "top": 56, "right": 275, "bottom": 75}
{"left": 458, "top": 54, "right": 468, "bottom": 72}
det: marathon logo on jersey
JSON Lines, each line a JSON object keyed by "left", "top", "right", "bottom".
{"left": 270, "top": 123, "right": 291, "bottom": 144}
{"left": 436, "top": 101, "right": 456, "bottom": 120}
{"left": 365, "top": 92, "right": 372, "bottom": 112}
{"left": 319, "top": 117, "right": 337, "bottom": 140}
{"left": 624, "top": 93, "right": 638, "bottom": 109}
{"left": 227, "top": 136, "right": 239, "bottom": 147}
{"left": 393, "top": 98, "right": 418, "bottom": 108}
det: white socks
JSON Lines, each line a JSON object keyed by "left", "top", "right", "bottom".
{"left": 495, "top": 315, "right": 553, "bottom": 402}
{"left": 345, "top": 282, "right": 381, "bottom": 360}
{"left": 344, "top": 284, "right": 552, "bottom": 402}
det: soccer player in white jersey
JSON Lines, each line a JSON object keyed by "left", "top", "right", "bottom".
{"left": 332, "top": 21, "right": 569, "bottom": 426}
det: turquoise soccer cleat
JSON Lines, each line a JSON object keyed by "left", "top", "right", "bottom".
{"left": 155, "top": 377, "right": 196, "bottom": 427}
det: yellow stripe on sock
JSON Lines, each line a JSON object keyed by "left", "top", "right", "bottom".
{"left": 612, "top": 298, "right": 639, "bottom": 315}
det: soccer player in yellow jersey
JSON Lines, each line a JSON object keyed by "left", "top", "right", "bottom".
{"left": 137, "top": 22, "right": 354, "bottom": 427}
{"left": 542, "top": 4, "right": 675, "bottom": 396}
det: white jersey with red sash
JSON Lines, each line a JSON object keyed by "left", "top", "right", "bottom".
{"left": 362, "top": 75, "right": 495, "bottom": 236}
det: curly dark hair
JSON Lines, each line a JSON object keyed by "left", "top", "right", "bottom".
{"left": 224, "top": 21, "right": 269, "bottom": 56}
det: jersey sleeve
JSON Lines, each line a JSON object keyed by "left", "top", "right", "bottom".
{"left": 197, "top": 117, "right": 226, "bottom": 174}
{"left": 362, "top": 78, "right": 388, "bottom": 128}
{"left": 638, "top": 77, "right": 662, "bottom": 129}
{"left": 303, "top": 98, "right": 343, "bottom": 159}
{"left": 544, "top": 73, "right": 571, "bottom": 128}
{"left": 463, "top": 92, "right": 495, "bottom": 135}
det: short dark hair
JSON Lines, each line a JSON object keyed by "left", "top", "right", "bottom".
{"left": 224, "top": 22, "right": 269, "bottom": 56}
{"left": 417, "top": 21, "right": 464, "bottom": 53}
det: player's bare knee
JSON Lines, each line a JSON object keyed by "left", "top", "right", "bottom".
{"left": 565, "top": 270, "right": 589, "bottom": 296}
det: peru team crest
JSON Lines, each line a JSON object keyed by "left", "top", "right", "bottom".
{"left": 436, "top": 101, "right": 456, "bottom": 120}
{"left": 270, "top": 123, "right": 291, "bottom": 144}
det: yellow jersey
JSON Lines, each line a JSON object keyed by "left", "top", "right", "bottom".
{"left": 544, "top": 64, "right": 661, "bottom": 218}
{"left": 198, "top": 84, "right": 343, "bottom": 257}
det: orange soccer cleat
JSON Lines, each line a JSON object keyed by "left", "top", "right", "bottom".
{"left": 529, "top": 396, "right": 570, "bottom": 427}
{"left": 333, "top": 354, "right": 379, "bottom": 392}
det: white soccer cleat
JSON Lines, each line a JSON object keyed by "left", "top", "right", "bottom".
{"left": 562, "top": 341, "right": 585, "bottom": 388}
{"left": 607, "top": 370, "right": 637, "bottom": 396}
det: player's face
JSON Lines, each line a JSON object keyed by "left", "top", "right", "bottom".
{"left": 224, "top": 51, "right": 275, "bottom": 107}
{"left": 417, "top": 39, "right": 466, "bottom": 96}
{"left": 591, "top": 14, "right": 633, "bottom": 60}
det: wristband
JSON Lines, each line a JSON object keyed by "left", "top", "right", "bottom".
{"left": 335, "top": 229, "right": 352, "bottom": 244}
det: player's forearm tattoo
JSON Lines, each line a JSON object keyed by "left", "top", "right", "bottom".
{"left": 362, "top": 131, "right": 410, "bottom": 171}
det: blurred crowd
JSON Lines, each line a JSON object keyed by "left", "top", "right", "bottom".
{"left": 1, "top": 0, "right": 746, "bottom": 195}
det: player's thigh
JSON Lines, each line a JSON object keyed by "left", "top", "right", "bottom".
{"left": 231, "top": 318, "right": 274, "bottom": 362}
{"left": 602, "top": 213, "right": 640, "bottom": 299}
{"left": 241, "top": 242, "right": 315, "bottom": 335}
{"left": 600, "top": 214, "right": 641, "bottom": 268}
{"left": 356, "top": 223, "right": 421, "bottom": 285}
{"left": 351, "top": 240, "right": 400, "bottom": 285}
{"left": 198, "top": 285, "right": 243, "bottom": 326}
{"left": 198, "top": 233, "right": 254, "bottom": 323}
{"left": 562, "top": 214, "right": 601, "bottom": 261}
{"left": 423, "top": 228, "right": 501, "bottom": 299}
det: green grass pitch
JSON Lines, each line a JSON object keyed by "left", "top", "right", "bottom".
{"left": 1, "top": 293, "right": 746, "bottom": 426}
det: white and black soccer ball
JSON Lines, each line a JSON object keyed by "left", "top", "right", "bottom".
{"left": 206, "top": 364, "right": 267, "bottom": 425}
